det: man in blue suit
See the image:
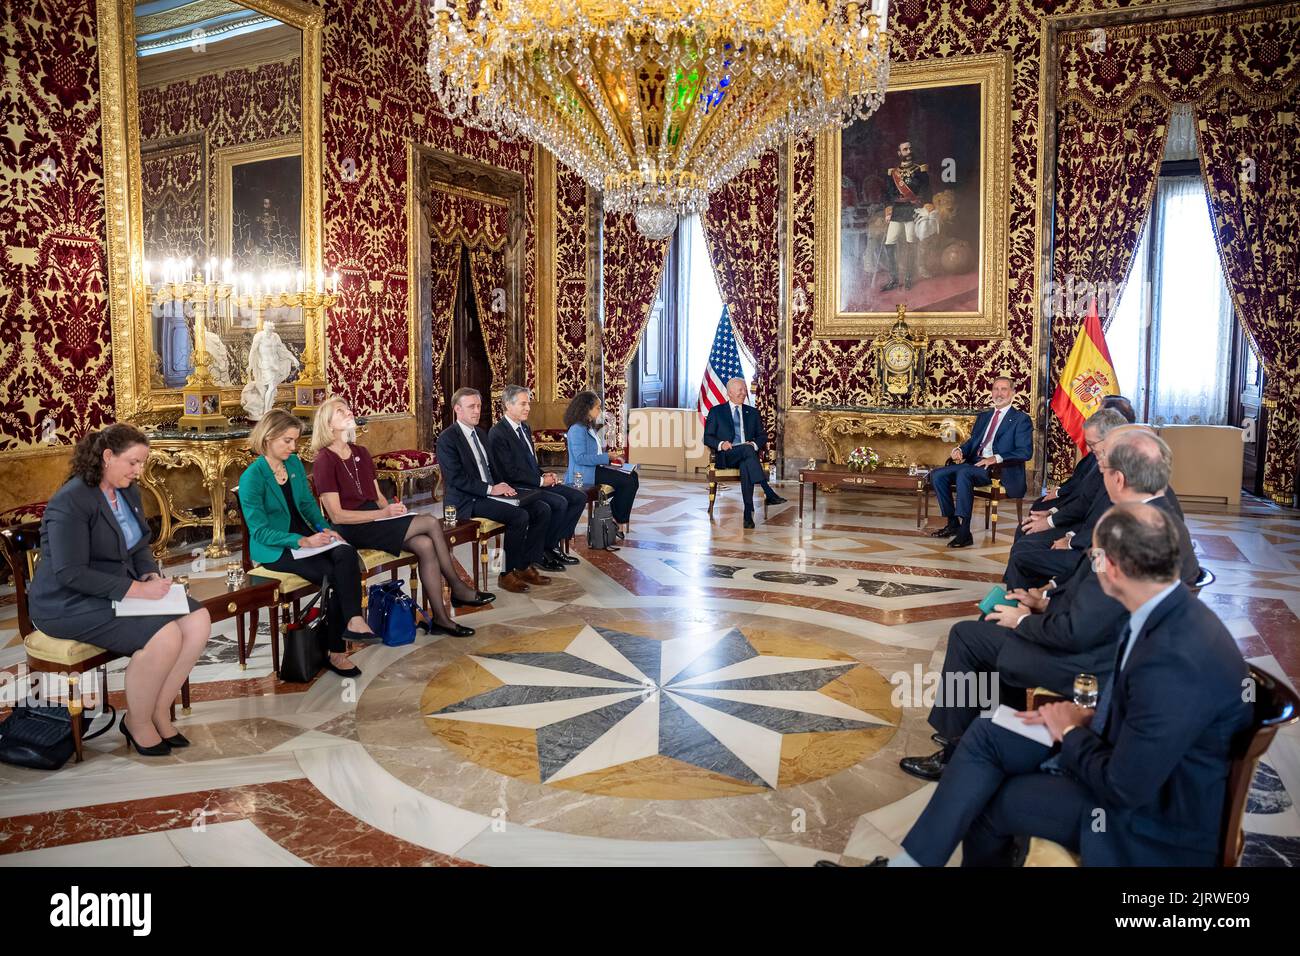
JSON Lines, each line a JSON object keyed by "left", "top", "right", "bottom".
{"left": 702, "top": 378, "right": 785, "bottom": 529}
{"left": 929, "top": 377, "right": 1034, "bottom": 548}
{"left": 820, "top": 502, "right": 1250, "bottom": 867}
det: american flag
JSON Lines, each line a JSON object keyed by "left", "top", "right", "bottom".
{"left": 697, "top": 306, "right": 748, "bottom": 423}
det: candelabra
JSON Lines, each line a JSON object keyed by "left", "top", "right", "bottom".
{"left": 149, "top": 266, "right": 233, "bottom": 432}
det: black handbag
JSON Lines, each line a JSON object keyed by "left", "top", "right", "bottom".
{"left": 586, "top": 492, "right": 621, "bottom": 550}
{"left": 0, "top": 702, "right": 117, "bottom": 771}
{"left": 279, "top": 575, "right": 330, "bottom": 683}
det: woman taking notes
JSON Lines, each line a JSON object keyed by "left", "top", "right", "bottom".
{"left": 28, "top": 424, "right": 212, "bottom": 756}
{"left": 310, "top": 398, "right": 491, "bottom": 638}
{"left": 237, "top": 409, "right": 376, "bottom": 678}
{"left": 563, "top": 391, "right": 639, "bottom": 528}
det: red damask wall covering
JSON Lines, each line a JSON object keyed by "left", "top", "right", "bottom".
{"left": 0, "top": 0, "right": 110, "bottom": 451}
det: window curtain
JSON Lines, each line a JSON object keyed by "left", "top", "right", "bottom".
{"left": 700, "top": 151, "right": 783, "bottom": 453}
{"left": 427, "top": 238, "right": 460, "bottom": 422}
{"left": 1147, "top": 176, "right": 1234, "bottom": 425}
{"left": 1049, "top": 5, "right": 1300, "bottom": 496}
{"left": 600, "top": 211, "right": 670, "bottom": 452}
{"left": 1197, "top": 84, "right": 1300, "bottom": 503}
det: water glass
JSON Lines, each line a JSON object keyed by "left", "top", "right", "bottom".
{"left": 573, "top": 470, "right": 584, "bottom": 490}
{"left": 443, "top": 504, "right": 457, "bottom": 527}
{"left": 1073, "top": 673, "right": 1099, "bottom": 709}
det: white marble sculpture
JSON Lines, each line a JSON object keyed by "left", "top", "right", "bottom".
{"left": 203, "top": 325, "right": 234, "bottom": 386}
{"left": 241, "top": 321, "right": 299, "bottom": 420}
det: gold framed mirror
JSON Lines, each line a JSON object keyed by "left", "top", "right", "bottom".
{"left": 98, "top": 0, "right": 323, "bottom": 420}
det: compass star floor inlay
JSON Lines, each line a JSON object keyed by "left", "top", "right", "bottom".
{"left": 420, "top": 621, "right": 899, "bottom": 799}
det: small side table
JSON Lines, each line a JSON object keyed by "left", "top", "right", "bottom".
{"left": 440, "top": 518, "right": 480, "bottom": 609}
{"left": 186, "top": 573, "right": 283, "bottom": 672}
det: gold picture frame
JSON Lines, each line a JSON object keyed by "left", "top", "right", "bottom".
{"left": 813, "top": 52, "right": 1011, "bottom": 340}
{"left": 97, "top": 0, "right": 324, "bottom": 419}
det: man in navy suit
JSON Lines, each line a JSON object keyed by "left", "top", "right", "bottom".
{"left": 436, "top": 387, "right": 551, "bottom": 594}
{"left": 702, "top": 378, "right": 785, "bottom": 529}
{"left": 488, "top": 384, "right": 585, "bottom": 571}
{"left": 929, "top": 377, "right": 1033, "bottom": 548}
{"left": 1004, "top": 429, "right": 1199, "bottom": 591}
{"left": 899, "top": 427, "right": 1192, "bottom": 782}
{"left": 820, "top": 502, "right": 1250, "bottom": 867}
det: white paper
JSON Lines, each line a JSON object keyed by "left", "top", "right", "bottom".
{"left": 990, "top": 704, "right": 1054, "bottom": 747}
{"left": 488, "top": 496, "right": 521, "bottom": 507}
{"left": 291, "top": 539, "right": 346, "bottom": 559}
{"left": 113, "top": 583, "right": 190, "bottom": 617}
{"left": 371, "top": 511, "right": 409, "bottom": 521}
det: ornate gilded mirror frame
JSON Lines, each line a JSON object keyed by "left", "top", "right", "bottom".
{"left": 97, "top": 0, "right": 324, "bottom": 420}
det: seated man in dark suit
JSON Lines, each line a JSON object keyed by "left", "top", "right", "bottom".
{"left": 435, "top": 387, "right": 551, "bottom": 594}
{"left": 1014, "top": 408, "right": 1127, "bottom": 544}
{"left": 487, "top": 384, "right": 585, "bottom": 571}
{"left": 702, "top": 377, "right": 785, "bottom": 529}
{"left": 929, "top": 377, "right": 1033, "bottom": 548}
{"left": 821, "top": 502, "right": 1251, "bottom": 867}
{"left": 1005, "top": 429, "right": 1199, "bottom": 590}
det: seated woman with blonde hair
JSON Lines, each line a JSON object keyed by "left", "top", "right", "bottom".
{"left": 28, "top": 424, "right": 212, "bottom": 756}
{"left": 238, "top": 408, "right": 377, "bottom": 678}
{"left": 311, "top": 397, "right": 493, "bottom": 639}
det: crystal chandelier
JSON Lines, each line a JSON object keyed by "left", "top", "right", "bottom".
{"left": 427, "top": 0, "right": 890, "bottom": 239}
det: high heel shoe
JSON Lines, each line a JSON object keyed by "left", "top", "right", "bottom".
{"left": 450, "top": 590, "right": 496, "bottom": 608}
{"left": 121, "top": 720, "right": 171, "bottom": 757}
{"left": 161, "top": 731, "right": 190, "bottom": 748}
{"left": 428, "top": 619, "right": 475, "bottom": 638}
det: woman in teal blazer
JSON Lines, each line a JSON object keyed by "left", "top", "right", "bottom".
{"left": 238, "top": 409, "right": 377, "bottom": 677}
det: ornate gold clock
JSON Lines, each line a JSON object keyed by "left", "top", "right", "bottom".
{"left": 872, "top": 304, "right": 928, "bottom": 404}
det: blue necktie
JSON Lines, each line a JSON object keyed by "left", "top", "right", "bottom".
{"left": 1091, "top": 625, "right": 1132, "bottom": 741}
{"left": 517, "top": 424, "right": 536, "bottom": 464}
{"left": 732, "top": 404, "right": 743, "bottom": 442}
{"left": 470, "top": 429, "right": 493, "bottom": 483}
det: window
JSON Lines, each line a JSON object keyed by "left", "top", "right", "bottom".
{"left": 1107, "top": 174, "right": 1236, "bottom": 425}
{"left": 632, "top": 214, "right": 756, "bottom": 409}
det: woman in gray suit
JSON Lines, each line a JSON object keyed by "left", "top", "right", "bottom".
{"left": 28, "top": 424, "right": 212, "bottom": 756}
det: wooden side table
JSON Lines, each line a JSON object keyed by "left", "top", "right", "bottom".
{"left": 440, "top": 518, "right": 480, "bottom": 608}
{"left": 798, "top": 466, "right": 929, "bottom": 529}
{"left": 185, "top": 573, "right": 283, "bottom": 672}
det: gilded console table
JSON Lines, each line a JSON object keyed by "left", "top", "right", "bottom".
{"left": 137, "top": 428, "right": 257, "bottom": 559}
{"left": 811, "top": 408, "right": 978, "bottom": 467}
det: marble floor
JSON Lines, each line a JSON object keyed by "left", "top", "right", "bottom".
{"left": 2, "top": 478, "right": 1298, "bottom": 867}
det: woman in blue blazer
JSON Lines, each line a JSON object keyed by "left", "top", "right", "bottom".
{"left": 28, "top": 424, "right": 212, "bottom": 756}
{"left": 563, "top": 391, "right": 638, "bottom": 525}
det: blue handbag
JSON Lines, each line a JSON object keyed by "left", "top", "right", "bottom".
{"left": 366, "top": 579, "right": 417, "bottom": 646}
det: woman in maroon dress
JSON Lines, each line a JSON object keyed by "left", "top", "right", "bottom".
{"left": 311, "top": 398, "right": 493, "bottom": 637}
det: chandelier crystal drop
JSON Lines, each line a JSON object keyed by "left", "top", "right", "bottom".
{"left": 426, "top": 0, "right": 890, "bottom": 238}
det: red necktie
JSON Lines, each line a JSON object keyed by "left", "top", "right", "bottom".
{"left": 980, "top": 410, "right": 1002, "bottom": 454}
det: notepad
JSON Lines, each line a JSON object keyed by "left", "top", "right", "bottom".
{"left": 291, "top": 539, "right": 346, "bottom": 559}
{"left": 372, "top": 511, "right": 409, "bottom": 521}
{"left": 113, "top": 583, "right": 190, "bottom": 617}
{"left": 990, "top": 704, "right": 1054, "bottom": 747}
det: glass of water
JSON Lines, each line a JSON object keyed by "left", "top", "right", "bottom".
{"left": 443, "top": 503, "right": 457, "bottom": 527}
{"left": 573, "top": 470, "right": 584, "bottom": 490}
{"left": 1073, "top": 673, "right": 1099, "bottom": 709}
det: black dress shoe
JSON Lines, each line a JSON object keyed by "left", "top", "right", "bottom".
{"left": 121, "top": 721, "right": 171, "bottom": 756}
{"left": 900, "top": 748, "right": 949, "bottom": 781}
{"left": 429, "top": 620, "right": 475, "bottom": 638}
{"left": 947, "top": 532, "right": 975, "bottom": 549}
{"left": 537, "top": 557, "right": 567, "bottom": 572}
{"left": 764, "top": 493, "right": 787, "bottom": 506}
{"left": 548, "top": 549, "right": 579, "bottom": 566}
{"left": 930, "top": 523, "right": 960, "bottom": 538}
{"left": 815, "top": 856, "right": 889, "bottom": 868}
{"left": 743, "top": 515, "right": 756, "bottom": 529}
{"left": 345, "top": 629, "right": 384, "bottom": 645}
{"left": 162, "top": 731, "right": 190, "bottom": 748}
{"left": 931, "top": 732, "right": 951, "bottom": 747}
{"left": 325, "top": 658, "right": 362, "bottom": 678}
{"left": 451, "top": 590, "right": 496, "bottom": 608}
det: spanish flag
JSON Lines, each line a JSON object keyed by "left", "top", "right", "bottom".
{"left": 1051, "top": 298, "right": 1119, "bottom": 453}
